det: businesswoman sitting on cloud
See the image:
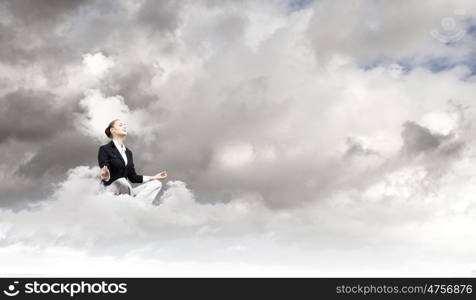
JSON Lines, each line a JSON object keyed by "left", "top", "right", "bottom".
{"left": 98, "top": 119, "right": 167, "bottom": 203}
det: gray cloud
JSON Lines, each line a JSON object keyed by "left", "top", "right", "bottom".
{"left": 103, "top": 63, "right": 159, "bottom": 110}
{"left": 0, "top": 89, "right": 71, "bottom": 143}
{"left": 344, "top": 137, "right": 380, "bottom": 158}
{"left": 1, "top": 0, "right": 474, "bottom": 212}
{"left": 0, "top": 0, "right": 91, "bottom": 64}
{"left": 135, "top": 0, "right": 184, "bottom": 34}
{"left": 306, "top": 0, "right": 476, "bottom": 66}
{"left": 401, "top": 120, "right": 465, "bottom": 159}
{"left": 3, "top": 0, "right": 91, "bottom": 26}
{"left": 16, "top": 131, "right": 98, "bottom": 179}
{"left": 1, "top": 0, "right": 476, "bottom": 276}
{"left": 401, "top": 121, "right": 444, "bottom": 154}
{"left": 0, "top": 88, "right": 95, "bottom": 208}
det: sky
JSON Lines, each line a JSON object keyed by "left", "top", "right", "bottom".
{"left": 1, "top": 0, "right": 476, "bottom": 276}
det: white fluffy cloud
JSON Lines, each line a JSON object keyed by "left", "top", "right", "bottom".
{"left": 77, "top": 89, "right": 131, "bottom": 140}
{"left": 0, "top": 162, "right": 475, "bottom": 276}
{"left": 82, "top": 52, "right": 114, "bottom": 77}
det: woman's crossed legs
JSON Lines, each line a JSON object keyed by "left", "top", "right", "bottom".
{"left": 106, "top": 177, "right": 162, "bottom": 203}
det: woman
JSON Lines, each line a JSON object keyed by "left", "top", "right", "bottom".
{"left": 98, "top": 119, "right": 167, "bottom": 203}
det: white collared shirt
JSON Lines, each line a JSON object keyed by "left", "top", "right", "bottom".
{"left": 112, "top": 139, "right": 150, "bottom": 182}
{"left": 113, "top": 139, "right": 128, "bottom": 165}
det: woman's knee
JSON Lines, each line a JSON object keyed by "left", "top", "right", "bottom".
{"left": 115, "top": 177, "right": 128, "bottom": 184}
{"left": 115, "top": 177, "right": 130, "bottom": 188}
{"left": 149, "top": 179, "right": 162, "bottom": 189}
{"left": 112, "top": 177, "right": 132, "bottom": 194}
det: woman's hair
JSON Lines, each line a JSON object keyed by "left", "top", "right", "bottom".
{"left": 105, "top": 119, "right": 119, "bottom": 139}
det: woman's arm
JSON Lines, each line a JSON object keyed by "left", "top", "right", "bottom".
{"left": 98, "top": 146, "right": 111, "bottom": 169}
{"left": 98, "top": 146, "right": 111, "bottom": 182}
{"left": 126, "top": 149, "right": 167, "bottom": 183}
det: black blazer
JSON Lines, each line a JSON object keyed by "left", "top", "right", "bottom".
{"left": 98, "top": 140, "right": 144, "bottom": 186}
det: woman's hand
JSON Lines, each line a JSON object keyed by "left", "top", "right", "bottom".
{"left": 101, "top": 165, "right": 111, "bottom": 182}
{"left": 151, "top": 171, "right": 167, "bottom": 180}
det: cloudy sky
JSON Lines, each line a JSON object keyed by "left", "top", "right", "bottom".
{"left": 1, "top": 0, "right": 476, "bottom": 276}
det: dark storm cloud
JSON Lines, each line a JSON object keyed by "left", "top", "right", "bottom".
{"left": 0, "top": 0, "right": 91, "bottom": 64}
{"left": 0, "top": 89, "right": 71, "bottom": 143}
{"left": 0, "top": 88, "right": 98, "bottom": 208}
{"left": 0, "top": 130, "right": 99, "bottom": 209}
{"left": 15, "top": 131, "right": 98, "bottom": 179}
{"left": 3, "top": 0, "right": 91, "bottom": 26}
{"left": 103, "top": 63, "right": 159, "bottom": 110}
{"left": 0, "top": 23, "right": 25, "bottom": 63}
{"left": 0, "top": 0, "right": 182, "bottom": 66}
{"left": 135, "top": 0, "right": 184, "bottom": 34}
{"left": 0, "top": 179, "right": 48, "bottom": 211}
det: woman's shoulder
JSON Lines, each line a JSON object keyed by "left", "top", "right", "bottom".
{"left": 99, "top": 141, "right": 114, "bottom": 149}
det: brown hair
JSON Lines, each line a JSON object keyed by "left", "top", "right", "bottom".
{"left": 105, "top": 119, "right": 119, "bottom": 139}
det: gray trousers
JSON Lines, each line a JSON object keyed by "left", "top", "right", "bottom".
{"left": 105, "top": 177, "right": 162, "bottom": 203}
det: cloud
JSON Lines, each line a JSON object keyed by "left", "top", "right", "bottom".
{"left": 77, "top": 89, "right": 131, "bottom": 141}
{"left": 2, "top": 0, "right": 476, "bottom": 275}
{"left": 82, "top": 52, "right": 115, "bottom": 77}
{"left": 307, "top": 0, "right": 476, "bottom": 66}
{"left": 0, "top": 89, "right": 72, "bottom": 143}
{"left": 135, "top": 0, "right": 185, "bottom": 34}
{"left": 401, "top": 121, "right": 445, "bottom": 155}
{"left": 344, "top": 137, "right": 380, "bottom": 158}
{"left": 1, "top": 163, "right": 476, "bottom": 276}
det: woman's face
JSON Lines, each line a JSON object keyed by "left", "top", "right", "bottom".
{"left": 111, "top": 120, "right": 128, "bottom": 137}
